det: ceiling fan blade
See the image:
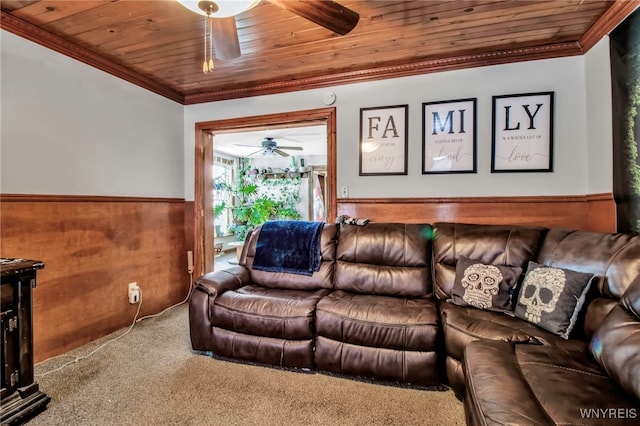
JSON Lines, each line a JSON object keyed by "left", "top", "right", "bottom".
{"left": 277, "top": 146, "right": 304, "bottom": 151}
{"left": 276, "top": 136, "right": 312, "bottom": 144}
{"left": 211, "top": 17, "right": 241, "bottom": 60}
{"left": 247, "top": 149, "right": 264, "bottom": 156}
{"left": 234, "top": 143, "right": 261, "bottom": 147}
{"left": 274, "top": 149, "right": 290, "bottom": 157}
{"left": 268, "top": 0, "right": 359, "bottom": 36}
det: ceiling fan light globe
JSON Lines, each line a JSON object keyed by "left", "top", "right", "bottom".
{"left": 176, "top": 0, "right": 260, "bottom": 18}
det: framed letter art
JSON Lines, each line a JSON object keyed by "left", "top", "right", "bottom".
{"left": 492, "top": 92, "right": 554, "bottom": 172}
{"left": 422, "top": 98, "right": 477, "bottom": 174}
{"left": 359, "top": 105, "right": 408, "bottom": 176}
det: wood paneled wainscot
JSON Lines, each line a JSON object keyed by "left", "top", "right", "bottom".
{"left": 337, "top": 194, "right": 616, "bottom": 233}
{"left": 0, "top": 195, "right": 190, "bottom": 362}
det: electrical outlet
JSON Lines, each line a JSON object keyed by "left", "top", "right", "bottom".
{"left": 128, "top": 282, "right": 140, "bottom": 304}
{"left": 340, "top": 185, "right": 349, "bottom": 198}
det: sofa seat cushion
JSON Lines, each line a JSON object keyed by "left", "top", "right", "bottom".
{"left": 316, "top": 290, "right": 439, "bottom": 351}
{"left": 464, "top": 340, "right": 639, "bottom": 425}
{"left": 440, "top": 302, "right": 586, "bottom": 361}
{"left": 211, "top": 285, "right": 330, "bottom": 340}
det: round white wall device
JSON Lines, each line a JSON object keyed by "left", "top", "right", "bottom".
{"left": 323, "top": 92, "right": 336, "bottom": 105}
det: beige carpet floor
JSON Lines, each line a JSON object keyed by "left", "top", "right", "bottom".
{"left": 28, "top": 303, "right": 465, "bottom": 426}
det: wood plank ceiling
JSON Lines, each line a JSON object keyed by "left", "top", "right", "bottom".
{"left": 1, "top": 1, "right": 637, "bottom": 105}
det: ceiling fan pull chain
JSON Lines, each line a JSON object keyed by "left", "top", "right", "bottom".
{"left": 208, "top": 16, "right": 214, "bottom": 71}
{"left": 202, "top": 13, "right": 209, "bottom": 73}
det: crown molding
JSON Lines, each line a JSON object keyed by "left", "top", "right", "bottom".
{"left": 183, "top": 42, "right": 582, "bottom": 104}
{"left": 0, "top": 11, "right": 184, "bottom": 104}
{"left": 579, "top": 0, "right": 640, "bottom": 52}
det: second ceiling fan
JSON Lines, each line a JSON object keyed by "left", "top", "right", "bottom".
{"left": 178, "top": 0, "right": 360, "bottom": 61}
{"left": 236, "top": 137, "right": 303, "bottom": 157}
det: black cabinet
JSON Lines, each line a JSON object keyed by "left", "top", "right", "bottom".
{"left": 1, "top": 258, "right": 50, "bottom": 425}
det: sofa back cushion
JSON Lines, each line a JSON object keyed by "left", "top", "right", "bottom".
{"left": 537, "top": 228, "right": 640, "bottom": 299}
{"left": 590, "top": 274, "right": 640, "bottom": 400}
{"left": 432, "top": 222, "right": 547, "bottom": 300}
{"left": 242, "top": 223, "right": 337, "bottom": 290}
{"left": 334, "top": 222, "right": 433, "bottom": 297}
{"left": 537, "top": 228, "right": 640, "bottom": 339}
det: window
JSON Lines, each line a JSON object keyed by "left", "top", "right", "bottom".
{"left": 213, "top": 155, "right": 235, "bottom": 236}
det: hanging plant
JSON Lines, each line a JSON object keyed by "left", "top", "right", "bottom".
{"left": 623, "top": 45, "right": 640, "bottom": 231}
{"left": 222, "top": 157, "right": 305, "bottom": 240}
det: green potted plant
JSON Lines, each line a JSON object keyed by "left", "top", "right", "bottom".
{"left": 213, "top": 201, "right": 227, "bottom": 237}
{"left": 223, "top": 157, "right": 304, "bottom": 241}
{"left": 224, "top": 158, "right": 263, "bottom": 240}
{"left": 232, "top": 182, "right": 259, "bottom": 217}
{"left": 276, "top": 206, "right": 301, "bottom": 220}
{"left": 263, "top": 175, "right": 302, "bottom": 220}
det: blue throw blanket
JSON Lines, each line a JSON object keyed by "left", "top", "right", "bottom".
{"left": 253, "top": 220, "right": 324, "bottom": 276}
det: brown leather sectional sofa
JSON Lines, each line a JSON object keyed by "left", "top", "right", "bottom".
{"left": 189, "top": 221, "right": 640, "bottom": 424}
{"left": 435, "top": 223, "right": 640, "bottom": 424}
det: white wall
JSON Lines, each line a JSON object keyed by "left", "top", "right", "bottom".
{"left": 185, "top": 53, "right": 608, "bottom": 201}
{"left": 584, "top": 37, "right": 614, "bottom": 195}
{"left": 1, "top": 28, "right": 611, "bottom": 202}
{"left": 1, "top": 31, "right": 184, "bottom": 198}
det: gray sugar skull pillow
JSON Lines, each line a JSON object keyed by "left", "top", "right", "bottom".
{"left": 514, "top": 261, "right": 594, "bottom": 339}
{"left": 451, "top": 256, "right": 523, "bottom": 313}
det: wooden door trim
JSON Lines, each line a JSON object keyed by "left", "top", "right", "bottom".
{"left": 193, "top": 108, "right": 337, "bottom": 277}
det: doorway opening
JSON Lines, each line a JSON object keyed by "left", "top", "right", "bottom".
{"left": 212, "top": 124, "right": 329, "bottom": 270}
{"left": 193, "top": 108, "right": 337, "bottom": 276}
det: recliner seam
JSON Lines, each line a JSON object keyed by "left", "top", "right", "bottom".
{"left": 518, "top": 361, "right": 609, "bottom": 379}
{"left": 214, "top": 304, "right": 314, "bottom": 321}
{"left": 504, "top": 227, "right": 515, "bottom": 266}
{"left": 317, "top": 308, "right": 439, "bottom": 328}
{"left": 512, "top": 346, "right": 564, "bottom": 425}
{"left": 462, "top": 348, "right": 488, "bottom": 426}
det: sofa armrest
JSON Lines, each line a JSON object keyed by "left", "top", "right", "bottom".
{"left": 195, "top": 265, "right": 250, "bottom": 297}
{"left": 189, "top": 266, "right": 250, "bottom": 351}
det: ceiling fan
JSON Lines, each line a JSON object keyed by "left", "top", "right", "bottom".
{"left": 176, "top": 0, "right": 360, "bottom": 63}
{"left": 236, "top": 137, "right": 304, "bottom": 157}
